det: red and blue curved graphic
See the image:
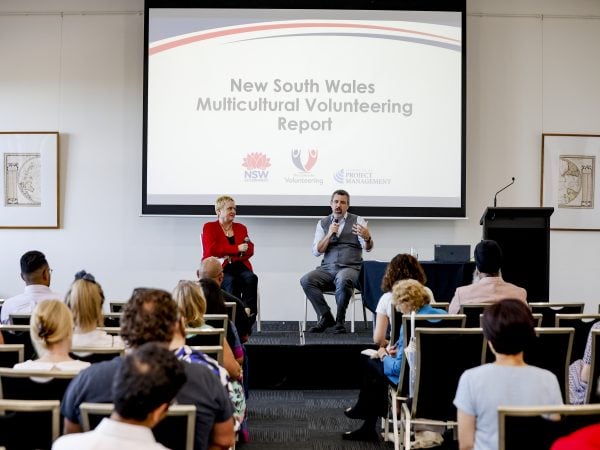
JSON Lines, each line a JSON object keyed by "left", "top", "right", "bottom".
{"left": 291, "top": 149, "right": 318, "bottom": 172}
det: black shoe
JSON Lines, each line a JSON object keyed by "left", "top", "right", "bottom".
{"left": 342, "top": 428, "right": 379, "bottom": 442}
{"left": 308, "top": 312, "right": 335, "bottom": 333}
{"left": 344, "top": 407, "right": 368, "bottom": 420}
{"left": 333, "top": 323, "right": 347, "bottom": 334}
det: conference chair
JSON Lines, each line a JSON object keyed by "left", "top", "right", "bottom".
{"left": 390, "top": 313, "right": 466, "bottom": 348}
{"left": 555, "top": 313, "right": 600, "bottom": 364}
{"left": 458, "top": 303, "right": 489, "bottom": 327}
{"left": 203, "top": 314, "right": 229, "bottom": 334}
{"left": 0, "top": 368, "right": 78, "bottom": 402}
{"left": 102, "top": 313, "right": 122, "bottom": 328}
{"left": 7, "top": 315, "right": 30, "bottom": 326}
{"left": 303, "top": 288, "right": 367, "bottom": 333}
{"left": 0, "top": 345, "right": 24, "bottom": 368}
{"left": 109, "top": 301, "right": 127, "bottom": 313}
{"left": 70, "top": 346, "right": 125, "bottom": 364}
{"left": 97, "top": 326, "right": 120, "bottom": 336}
{"left": 529, "top": 302, "right": 585, "bottom": 327}
{"left": 429, "top": 302, "right": 449, "bottom": 311}
{"left": 399, "top": 328, "right": 486, "bottom": 450}
{"left": 0, "top": 325, "right": 36, "bottom": 361}
{"left": 224, "top": 301, "right": 237, "bottom": 323}
{"left": 498, "top": 404, "right": 600, "bottom": 450}
{"left": 477, "top": 312, "right": 543, "bottom": 329}
{"left": 0, "top": 399, "right": 60, "bottom": 450}
{"left": 185, "top": 327, "right": 226, "bottom": 348}
{"left": 80, "top": 402, "right": 196, "bottom": 450}
{"left": 585, "top": 329, "right": 600, "bottom": 404}
{"left": 189, "top": 345, "right": 224, "bottom": 365}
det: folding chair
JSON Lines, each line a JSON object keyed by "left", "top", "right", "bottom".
{"left": 303, "top": 288, "right": 366, "bottom": 333}
{"left": 529, "top": 302, "right": 584, "bottom": 327}
{"left": 0, "top": 399, "right": 60, "bottom": 450}
{"left": 0, "top": 345, "right": 24, "bottom": 368}
{"left": 399, "top": 328, "right": 486, "bottom": 450}
{"left": 80, "top": 402, "right": 196, "bottom": 450}
{"left": 498, "top": 404, "right": 600, "bottom": 450}
{"left": 555, "top": 314, "right": 600, "bottom": 363}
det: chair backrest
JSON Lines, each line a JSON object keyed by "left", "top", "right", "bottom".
{"left": 498, "top": 404, "right": 600, "bottom": 450}
{"left": 188, "top": 345, "right": 224, "bottom": 366}
{"left": 224, "top": 302, "right": 237, "bottom": 322}
{"left": 109, "top": 301, "right": 127, "bottom": 313}
{"left": 525, "top": 328, "right": 574, "bottom": 403}
{"left": 97, "top": 327, "right": 121, "bottom": 335}
{"left": 478, "top": 313, "right": 543, "bottom": 329}
{"left": 586, "top": 329, "right": 600, "bottom": 404}
{"left": 393, "top": 314, "right": 466, "bottom": 347}
{"left": 529, "top": 303, "right": 585, "bottom": 327}
{"left": 102, "top": 313, "right": 122, "bottom": 328}
{"left": 0, "top": 325, "right": 36, "bottom": 360}
{"left": 555, "top": 314, "right": 600, "bottom": 364}
{"left": 430, "top": 302, "right": 449, "bottom": 311}
{"left": 0, "top": 368, "right": 78, "bottom": 401}
{"left": 185, "top": 328, "right": 225, "bottom": 347}
{"left": 8, "top": 315, "right": 31, "bottom": 326}
{"left": 411, "top": 328, "right": 486, "bottom": 421}
{"left": 80, "top": 402, "right": 196, "bottom": 450}
{"left": 459, "top": 304, "right": 490, "bottom": 327}
{"left": 203, "top": 314, "right": 229, "bottom": 334}
{"left": 70, "top": 347, "right": 125, "bottom": 364}
{"left": 0, "top": 399, "right": 60, "bottom": 450}
{"left": 0, "top": 345, "right": 24, "bottom": 368}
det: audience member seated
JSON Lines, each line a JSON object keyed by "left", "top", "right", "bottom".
{"left": 342, "top": 279, "right": 446, "bottom": 442}
{"left": 169, "top": 287, "right": 248, "bottom": 442}
{"left": 373, "top": 253, "right": 434, "bottom": 348}
{"left": 14, "top": 299, "right": 90, "bottom": 372}
{"left": 568, "top": 321, "right": 600, "bottom": 404}
{"left": 454, "top": 299, "right": 563, "bottom": 450}
{"left": 172, "top": 280, "right": 242, "bottom": 380}
{"left": 52, "top": 342, "right": 187, "bottom": 450}
{"left": 65, "top": 270, "right": 123, "bottom": 349}
{"left": 1, "top": 250, "right": 60, "bottom": 324}
{"left": 61, "top": 287, "right": 235, "bottom": 450}
{"left": 199, "top": 256, "right": 252, "bottom": 340}
{"left": 448, "top": 240, "right": 527, "bottom": 314}
{"left": 551, "top": 379, "right": 600, "bottom": 450}
{"left": 199, "top": 279, "right": 245, "bottom": 366}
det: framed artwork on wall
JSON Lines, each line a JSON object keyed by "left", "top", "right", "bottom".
{"left": 0, "top": 132, "right": 59, "bottom": 228}
{"left": 541, "top": 133, "right": 600, "bottom": 231}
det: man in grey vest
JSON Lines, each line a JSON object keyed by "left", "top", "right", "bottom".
{"left": 300, "top": 190, "right": 373, "bottom": 333}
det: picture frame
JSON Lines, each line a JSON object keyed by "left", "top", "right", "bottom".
{"left": 0, "top": 132, "right": 59, "bottom": 229}
{"left": 541, "top": 133, "right": 600, "bottom": 231}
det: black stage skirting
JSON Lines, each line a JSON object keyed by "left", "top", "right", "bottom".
{"left": 358, "top": 260, "right": 476, "bottom": 312}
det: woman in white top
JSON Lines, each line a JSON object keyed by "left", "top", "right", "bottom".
{"left": 65, "top": 270, "right": 122, "bottom": 348}
{"left": 13, "top": 299, "right": 90, "bottom": 372}
{"left": 373, "top": 254, "right": 434, "bottom": 348}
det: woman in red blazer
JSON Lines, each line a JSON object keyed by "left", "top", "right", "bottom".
{"left": 202, "top": 195, "right": 258, "bottom": 315}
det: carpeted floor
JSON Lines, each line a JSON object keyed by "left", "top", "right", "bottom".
{"left": 241, "top": 389, "right": 393, "bottom": 449}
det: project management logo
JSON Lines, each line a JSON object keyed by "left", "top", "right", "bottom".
{"left": 291, "top": 149, "right": 318, "bottom": 172}
{"left": 333, "top": 168, "right": 392, "bottom": 185}
{"left": 242, "top": 152, "right": 271, "bottom": 182}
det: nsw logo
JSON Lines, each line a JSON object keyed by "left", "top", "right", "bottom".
{"left": 243, "top": 152, "right": 271, "bottom": 182}
{"left": 291, "top": 149, "right": 318, "bottom": 172}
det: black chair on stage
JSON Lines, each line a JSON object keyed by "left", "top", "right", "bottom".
{"left": 80, "top": 402, "right": 196, "bottom": 450}
{"left": 0, "top": 345, "right": 24, "bottom": 368}
{"left": 555, "top": 314, "right": 600, "bottom": 364}
{"left": 398, "top": 328, "right": 486, "bottom": 450}
{"left": 0, "top": 399, "right": 60, "bottom": 450}
{"left": 529, "top": 302, "right": 584, "bottom": 327}
{"left": 0, "top": 325, "right": 36, "bottom": 361}
{"left": 499, "top": 404, "right": 600, "bottom": 450}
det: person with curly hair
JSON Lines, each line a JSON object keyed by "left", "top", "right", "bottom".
{"left": 373, "top": 253, "right": 434, "bottom": 348}
{"left": 342, "top": 280, "right": 446, "bottom": 442}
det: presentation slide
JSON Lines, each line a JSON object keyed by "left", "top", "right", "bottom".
{"left": 143, "top": 5, "right": 465, "bottom": 217}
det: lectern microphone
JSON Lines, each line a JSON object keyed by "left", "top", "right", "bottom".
{"left": 493, "top": 177, "right": 515, "bottom": 207}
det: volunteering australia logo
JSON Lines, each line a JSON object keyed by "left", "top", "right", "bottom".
{"left": 243, "top": 152, "right": 271, "bottom": 182}
{"left": 291, "top": 149, "right": 318, "bottom": 172}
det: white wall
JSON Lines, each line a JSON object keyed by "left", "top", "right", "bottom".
{"left": 1, "top": 0, "right": 599, "bottom": 319}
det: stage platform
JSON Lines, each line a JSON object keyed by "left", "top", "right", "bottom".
{"left": 245, "top": 320, "right": 376, "bottom": 390}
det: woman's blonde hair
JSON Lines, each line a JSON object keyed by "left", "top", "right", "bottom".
{"left": 391, "top": 279, "right": 431, "bottom": 313}
{"left": 65, "top": 278, "right": 104, "bottom": 332}
{"left": 215, "top": 195, "right": 235, "bottom": 214}
{"left": 172, "top": 280, "right": 207, "bottom": 328}
{"left": 30, "top": 299, "right": 73, "bottom": 356}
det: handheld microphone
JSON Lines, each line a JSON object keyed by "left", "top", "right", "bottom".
{"left": 240, "top": 237, "right": 250, "bottom": 257}
{"left": 331, "top": 218, "right": 339, "bottom": 241}
{"left": 493, "top": 177, "right": 515, "bottom": 207}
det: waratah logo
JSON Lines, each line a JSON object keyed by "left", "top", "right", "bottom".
{"left": 291, "top": 149, "right": 318, "bottom": 172}
{"left": 242, "top": 152, "right": 271, "bottom": 170}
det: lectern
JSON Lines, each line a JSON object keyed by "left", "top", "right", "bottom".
{"left": 480, "top": 207, "right": 554, "bottom": 301}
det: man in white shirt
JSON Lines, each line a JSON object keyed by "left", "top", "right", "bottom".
{"left": 52, "top": 342, "right": 187, "bottom": 450}
{"left": 1, "top": 250, "right": 60, "bottom": 324}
